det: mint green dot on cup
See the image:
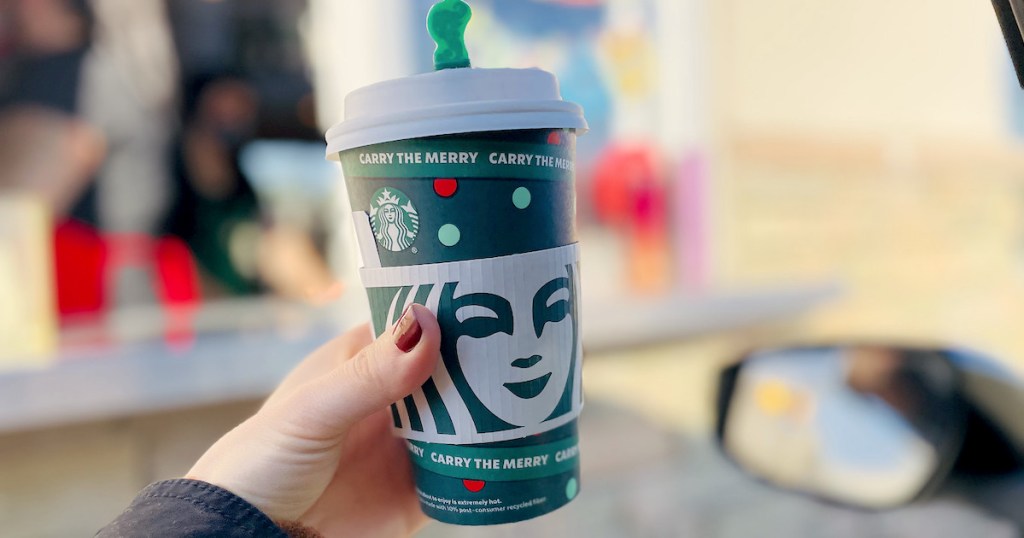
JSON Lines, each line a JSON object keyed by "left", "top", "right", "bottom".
{"left": 566, "top": 477, "right": 578, "bottom": 500}
{"left": 513, "top": 187, "right": 532, "bottom": 209}
{"left": 438, "top": 224, "right": 461, "bottom": 247}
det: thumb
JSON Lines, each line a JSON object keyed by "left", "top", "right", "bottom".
{"left": 268, "top": 304, "right": 441, "bottom": 441}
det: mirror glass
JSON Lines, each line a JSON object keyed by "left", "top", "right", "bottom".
{"left": 720, "top": 346, "right": 965, "bottom": 508}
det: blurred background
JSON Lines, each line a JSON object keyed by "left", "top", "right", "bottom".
{"left": 1, "top": 0, "right": 1022, "bottom": 536}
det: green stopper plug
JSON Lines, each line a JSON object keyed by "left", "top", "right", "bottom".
{"left": 428, "top": 0, "right": 472, "bottom": 70}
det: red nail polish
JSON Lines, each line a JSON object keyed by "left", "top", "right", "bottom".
{"left": 394, "top": 305, "right": 422, "bottom": 353}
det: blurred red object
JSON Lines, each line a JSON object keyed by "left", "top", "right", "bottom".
{"left": 54, "top": 220, "right": 107, "bottom": 316}
{"left": 592, "top": 145, "right": 659, "bottom": 227}
{"left": 590, "top": 144, "right": 672, "bottom": 293}
{"left": 53, "top": 220, "right": 201, "bottom": 319}
{"left": 154, "top": 236, "right": 201, "bottom": 306}
{"left": 154, "top": 236, "right": 201, "bottom": 347}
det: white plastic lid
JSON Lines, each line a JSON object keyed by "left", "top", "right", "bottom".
{"left": 325, "top": 68, "right": 588, "bottom": 159}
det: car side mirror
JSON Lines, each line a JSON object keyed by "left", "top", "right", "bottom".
{"left": 715, "top": 345, "right": 969, "bottom": 509}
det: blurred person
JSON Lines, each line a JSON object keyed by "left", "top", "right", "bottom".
{"left": 79, "top": 0, "right": 179, "bottom": 235}
{"left": 4, "top": 0, "right": 333, "bottom": 310}
{"left": 845, "top": 347, "right": 903, "bottom": 395}
{"left": 163, "top": 74, "right": 264, "bottom": 296}
{"left": 0, "top": 0, "right": 101, "bottom": 223}
{"left": 99, "top": 305, "right": 439, "bottom": 538}
{"left": 1, "top": 0, "right": 195, "bottom": 314}
{"left": 845, "top": 348, "right": 947, "bottom": 422}
{"left": 845, "top": 347, "right": 960, "bottom": 454}
{"left": 0, "top": 105, "right": 108, "bottom": 319}
{"left": 163, "top": 73, "right": 338, "bottom": 302}
{"left": 0, "top": 106, "right": 104, "bottom": 214}
{"left": 843, "top": 346, "right": 923, "bottom": 421}
{"left": 3, "top": 0, "right": 179, "bottom": 233}
{"left": 0, "top": 0, "right": 92, "bottom": 112}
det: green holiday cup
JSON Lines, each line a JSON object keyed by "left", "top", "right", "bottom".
{"left": 325, "top": 56, "right": 588, "bottom": 528}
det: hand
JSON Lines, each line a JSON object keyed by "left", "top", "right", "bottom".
{"left": 187, "top": 305, "right": 440, "bottom": 537}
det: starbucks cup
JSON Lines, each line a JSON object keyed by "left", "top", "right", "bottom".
{"left": 326, "top": 66, "right": 587, "bottom": 525}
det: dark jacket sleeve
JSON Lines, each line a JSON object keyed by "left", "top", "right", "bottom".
{"left": 96, "top": 479, "right": 288, "bottom": 538}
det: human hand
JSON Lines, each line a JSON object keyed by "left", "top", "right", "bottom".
{"left": 187, "top": 305, "right": 440, "bottom": 537}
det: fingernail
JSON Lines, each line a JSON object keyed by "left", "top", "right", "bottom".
{"left": 393, "top": 305, "right": 423, "bottom": 353}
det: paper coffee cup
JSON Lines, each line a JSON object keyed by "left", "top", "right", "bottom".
{"left": 327, "top": 67, "right": 587, "bottom": 525}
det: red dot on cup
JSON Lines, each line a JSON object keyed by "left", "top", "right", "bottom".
{"left": 463, "top": 479, "right": 486, "bottom": 493}
{"left": 547, "top": 131, "right": 562, "bottom": 145}
{"left": 434, "top": 178, "right": 458, "bottom": 198}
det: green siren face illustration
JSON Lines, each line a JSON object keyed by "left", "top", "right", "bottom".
{"left": 439, "top": 266, "right": 576, "bottom": 429}
{"left": 363, "top": 244, "right": 582, "bottom": 443}
{"left": 370, "top": 188, "right": 419, "bottom": 252}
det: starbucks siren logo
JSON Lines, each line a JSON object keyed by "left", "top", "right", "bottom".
{"left": 370, "top": 188, "right": 419, "bottom": 252}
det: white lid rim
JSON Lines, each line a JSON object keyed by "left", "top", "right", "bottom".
{"left": 325, "top": 67, "right": 587, "bottom": 159}
{"left": 326, "top": 108, "right": 589, "bottom": 159}
{"left": 326, "top": 100, "right": 584, "bottom": 140}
